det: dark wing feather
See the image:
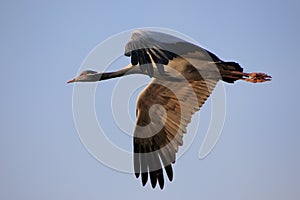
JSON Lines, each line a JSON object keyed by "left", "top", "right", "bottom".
{"left": 133, "top": 78, "right": 217, "bottom": 189}
{"left": 124, "top": 30, "right": 222, "bottom": 77}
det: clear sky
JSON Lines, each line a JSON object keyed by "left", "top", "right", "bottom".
{"left": 1, "top": 0, "right": 299, "bottom": 199}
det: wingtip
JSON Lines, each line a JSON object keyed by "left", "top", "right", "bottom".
{"left": 150, "top": 178, "right": 157, "bottom": 188}
{"left": 158, "top": 173, "right": 165, "bottom": 189}
{"left": 165, "top": 165, "right": 173, "bottom": 181}
{"left": 141, "top": 172, "right": 148, "bottom": 186}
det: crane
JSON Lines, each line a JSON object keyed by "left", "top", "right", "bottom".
{"left": 67, "top": 30, "right": 271, "bottom": 189}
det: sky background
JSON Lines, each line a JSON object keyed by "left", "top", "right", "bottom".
{"left": 1, "top": 0, "right": 299, "bottom": 199}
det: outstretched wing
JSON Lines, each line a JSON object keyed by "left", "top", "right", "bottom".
{"left": 133, "top": 77, "right": 218, "bottom": 189}
{"left": 124, "top": 30, "right": 221, "bottom": 77}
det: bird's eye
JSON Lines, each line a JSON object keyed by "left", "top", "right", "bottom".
{"left": 80, "top": 71, "right": 88, "bottom": 76}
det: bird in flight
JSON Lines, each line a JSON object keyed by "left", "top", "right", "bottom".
{"left": 67, "top": 30, "right": 271, "bottom": 189}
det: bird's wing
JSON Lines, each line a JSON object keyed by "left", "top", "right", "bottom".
{"left": 133, "top": 77, "right": 218, "bottom": 189}
{"left": 124, "top": 30, "right": 221, "bottom": 77}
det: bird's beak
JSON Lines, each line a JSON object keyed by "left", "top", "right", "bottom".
{"left": 67, "top": 78, "right": 76, "bottom": 84}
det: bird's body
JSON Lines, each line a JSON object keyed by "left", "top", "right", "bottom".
{"left": 68, "top": 30, "right": 271, "bottom": 189}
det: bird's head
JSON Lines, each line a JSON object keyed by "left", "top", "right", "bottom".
{"left": 67, "top": 70, "right": 99, "bottom": 83}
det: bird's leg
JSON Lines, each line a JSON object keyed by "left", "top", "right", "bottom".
{"left": 229, "top": 71, "right": 272, "bottom": 83}
{"left": 242, "top": 72, "right": 272, "bottom": 83}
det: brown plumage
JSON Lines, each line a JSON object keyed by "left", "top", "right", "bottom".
{"left": 133, "top": 77, "right": 217, "bottom": 189}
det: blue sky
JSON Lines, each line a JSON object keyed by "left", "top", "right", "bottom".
{"left": 1, "top": 0, "right": 299, "bottom": 199}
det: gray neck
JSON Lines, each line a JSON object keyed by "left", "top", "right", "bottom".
{"left": 92, "top": 65, "right": 143, "bottom": 82}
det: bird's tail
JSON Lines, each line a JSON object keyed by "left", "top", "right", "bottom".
{"left": 218, "top": 62, "right": 243, "bottom": 83}
{"left": 218, "top": 61, "right": 271, "bottom": 83}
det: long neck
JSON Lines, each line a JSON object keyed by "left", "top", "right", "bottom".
{"left": 94, "top": 65, "right": 142, "bottom": 81}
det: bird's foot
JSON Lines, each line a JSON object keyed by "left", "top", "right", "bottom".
{"left": 244, "top": 72, "right": 272, "bottom": 83}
